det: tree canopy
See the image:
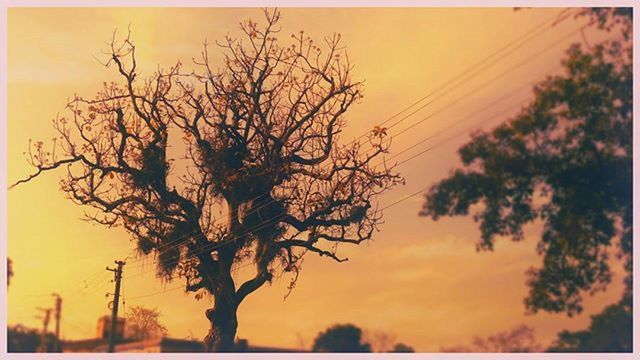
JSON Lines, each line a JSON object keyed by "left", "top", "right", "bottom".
{"left": 548, "top": 297, "right": 632, "bottom": 352}
{"left": 421, "top": 9, "right": 632, "bottom": 316}
{"left": 312, "top": 324, "right": 372, "bottom": 352}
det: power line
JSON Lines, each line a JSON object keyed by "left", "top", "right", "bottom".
{"left": 126, "top": 262, "right": 254, "bottom": 300}
{"left": 78, "top": 268, "right": 105, "bottom": 288}
{"left": 126, "top": 285, "right": 183, "bottom": 300}
{"left": 351, "top": 8, "right": 574, "bottom": 143}
{"left": 79, "top": 274, "right": 111, "bottom": 295}
{"left": 381, "top": 11, "right": 576, "bottom": 135}
{"left": 122, "top": 19, "right": 588, "bottom": 279}
{"left": 79, "top": 271, "right": 110, "bottom": 293}
{"left": 122, "top": 95, "right": 524, "bottom": 299}
{"left": 60, "top": 8, "right": 580, "bottom": 291}
{"left": 120, "top": 24, "right": 618, "bottom": 301}
{"left": 15, "top": 10, "right": 618, "bottom": 321}
{"left": 118, "top": 8, "right": 578, "bottom": 269}
{"left": 386, "top": 23, "right": 587, "bottom": 138}
{"left": 123, "top": 75, "right": 541, "bottom": 280}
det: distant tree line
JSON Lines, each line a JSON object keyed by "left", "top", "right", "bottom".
{"left": 7, "top": 325, "right": 56, "bottom": 353}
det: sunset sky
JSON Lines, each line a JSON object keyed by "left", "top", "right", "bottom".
{"left": 6, "top": 7, "right": 626, "bottom": 351}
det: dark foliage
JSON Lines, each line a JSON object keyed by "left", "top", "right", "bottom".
{"left": 312, "top": 324, "right": 372, "bottom": 352}
{"left": 548, "top": 297, "right": 632, "bottom": 352}
{"left": 7, "top": 324, "right": 56, "bottom": 353}
{"left": 421, "top": 8, "right": 632, "bottom": 316}
{"left": 392, "top": 343, "right": 415, "bottom": 352}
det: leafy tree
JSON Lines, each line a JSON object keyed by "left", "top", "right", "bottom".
{"left": 7, "top": 324, "right": 56, "bottom": 352}
{"left": 441, "top": 324, "right": 542, "bottom": 352}
{"left": 421, "top": 8, "right": 631, "bottom": 316}
{"left": 125, "top": 306, "right": 168, "bottom": 340}
{"left": 392, "top": 343, "right": 415, "bottom": 352}
{"left": 312, "top": 324, "right": 372, "bottom": 352}
{"left": 13, "top": 9, "right": 401, "bottom": 351}
{"left": 548, "top": 298, "right": 632, "bottom": 352}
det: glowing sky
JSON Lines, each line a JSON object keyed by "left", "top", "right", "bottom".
{"left": 7, "top": 7, "right": 626, "bottom": 351}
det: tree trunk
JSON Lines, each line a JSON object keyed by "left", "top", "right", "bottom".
{"left": 204, "top": 298, "right": 238, "bottom": 352}
{"left": 204, "top": 203, "right": 242, "bottom": 352}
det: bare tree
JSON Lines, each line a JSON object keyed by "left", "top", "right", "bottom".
{"left": 441, "top": 324, "right": 543, "bottom": 353}
{"left": 125, "top": 306, "right": 168, "bottom": 340}
{"left": 13, "top": 9, "right": 402, "bottom": 351}
{"left": 364, "top": 330, "right": 397, "bottom": 352}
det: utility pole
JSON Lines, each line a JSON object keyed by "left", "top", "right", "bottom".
{"left": 52, "top": 293, "right": 62, "bottom": 352}
{"left": 106, "top": 260, "right": 125, "bottom": 353}
{"left": 36, "top": 307, "right": 52, "bottom": 352}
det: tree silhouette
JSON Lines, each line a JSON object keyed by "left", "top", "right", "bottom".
{"left": 392, "top": 343, "right": 415, "bottom": 352}
{"left": 125, "top": 306, "right": 168, "bottom": 340}
{"left": 312, "top": 324, "right": 372, "bottom": 352}
{"left": 13, "top": 9, "right": 401, "bottom": 351}
{"left": 441, "top": 324, "right": 542, "bottom": 353}
{"left": 421, "top": 8, "right": 631, "bottom": 316}
{"left": 548, "top": 297, "right": 632, "bottom": 352}
{"left": 8, "top": 324, "right": 56, "bottom": 352}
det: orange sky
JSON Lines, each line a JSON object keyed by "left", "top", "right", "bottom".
{"left": 7, "top": 7, "right": 626, "bottom": 351}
